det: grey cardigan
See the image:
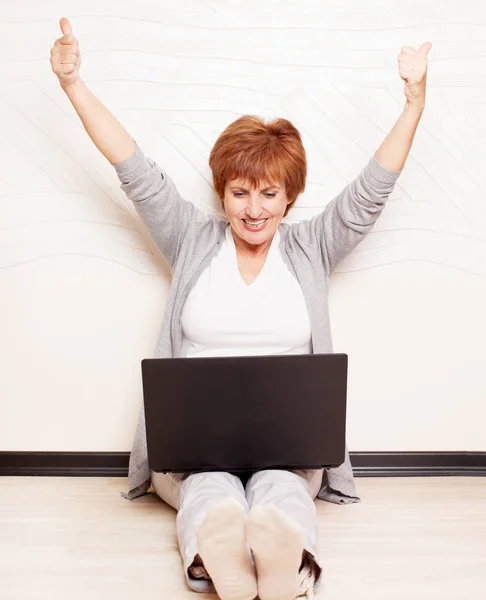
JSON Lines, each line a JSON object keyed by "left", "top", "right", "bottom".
{"left": 113, "top": 143, "right": 401, "bottom": 505}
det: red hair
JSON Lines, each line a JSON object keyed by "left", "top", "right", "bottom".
{"left": 209, "top": 115, "right": 307, "bottom": 217}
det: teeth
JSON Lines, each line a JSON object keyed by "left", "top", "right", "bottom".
{"left": 244, "top": 219, "right": 266, "bottom": 226}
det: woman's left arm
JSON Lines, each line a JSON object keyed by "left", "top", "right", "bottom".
{"left": 375, "top": 41, "right": 432, "bottom": 171}
{"left": 292, "top": 42, "right": 433, "bottom": 275}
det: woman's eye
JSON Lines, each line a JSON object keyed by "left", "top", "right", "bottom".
{"left": 232, "top": 191, "right": 276, "bottom": 198}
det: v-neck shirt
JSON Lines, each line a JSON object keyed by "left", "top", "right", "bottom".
{"left": 180, "top": 224, "right": 312, "bottom": 358}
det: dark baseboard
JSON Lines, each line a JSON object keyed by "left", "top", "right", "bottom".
{"left": 0, "top": 451, "right": 485, "bottom": 477}
{"left": 349, "top": 452, "right": 486, "bottom": 477}
{"left": 0, "top": 452, "right": 129, "bottom": 477}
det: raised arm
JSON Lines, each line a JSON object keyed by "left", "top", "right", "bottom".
{"left": 291, "top": 41, "right": 432, "bottom": 275}
{"left": 51, "top": 17, "right": 135, "bottom": 163}
{"left": 375, "top": 41, "right": 432, "bottom": 171}
{"left": 51, "top": 17, "right": 212, "bottom": 268}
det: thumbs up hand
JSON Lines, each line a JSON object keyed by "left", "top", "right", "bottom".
{"left": 397, "top": 42, "right": 432, "bottom": 108}
{"left": 50, "top": 17, "right": 82, "bottom": 89}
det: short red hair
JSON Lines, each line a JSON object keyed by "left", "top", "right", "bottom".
{"left": 209, "top": 115, "right": 307, "bottom": 217}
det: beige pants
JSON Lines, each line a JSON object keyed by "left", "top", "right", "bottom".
{"left": 151, "top": 468, "right": 324, "bottom": 594}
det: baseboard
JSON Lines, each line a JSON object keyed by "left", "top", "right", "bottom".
{"left": 0, "top": 451, "right": 485, "bottom": 477}
{"left": 349, "top": 452, "right": 486, "bottom": 477}
{"left": 0, "top": 452, "right": 129, "bottom": 477}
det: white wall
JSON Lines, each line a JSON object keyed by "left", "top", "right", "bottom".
{"left": 2, "top": 0, "right": 485, "bottom": 452}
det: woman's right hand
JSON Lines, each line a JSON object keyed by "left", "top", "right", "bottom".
{"left": 50, "top": 17, "right": 81, "bottom": 89}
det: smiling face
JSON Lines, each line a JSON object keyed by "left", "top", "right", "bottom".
{"left": 209, "top": 116, "right": 308, "bottom": 251}
{"left": 223, "top": 177, "right": 290, "bottom": 252}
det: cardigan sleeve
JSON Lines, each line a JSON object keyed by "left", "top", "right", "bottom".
{"left": 290, "top": 155, "right": 402, "bottom": 275}
{"left": 112, "top": 143, "right": 210, "bottom": 270}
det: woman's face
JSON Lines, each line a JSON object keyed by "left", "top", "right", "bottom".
{"left": 223, "top": 177, "right": 290, "bottom": 249}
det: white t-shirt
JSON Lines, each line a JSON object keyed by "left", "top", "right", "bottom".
{"left": 180, "top": 224, "right": 312, "bottom": 358}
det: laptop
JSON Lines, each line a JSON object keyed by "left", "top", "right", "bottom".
{"left": 141, "top": 353, "right": 348, "bottom": 474}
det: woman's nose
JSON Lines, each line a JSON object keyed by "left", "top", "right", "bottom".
{"left": 246, "top": 194, "right": 264, "bottom": 218}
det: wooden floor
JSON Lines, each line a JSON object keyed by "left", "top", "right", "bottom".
{"left": 1, "top": 476, "right": 485, "bottom": 599}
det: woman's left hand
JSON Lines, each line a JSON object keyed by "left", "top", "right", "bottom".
{"left": 398, "top": 41, "right": 432, "bottom": 108}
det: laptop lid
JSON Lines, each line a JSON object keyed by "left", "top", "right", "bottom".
{"left": 141, "top": 353, "right": 348, "bottom": 473}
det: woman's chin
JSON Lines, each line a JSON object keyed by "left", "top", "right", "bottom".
{"left": 239, "top": 227, "right": 272, "bottom": 246}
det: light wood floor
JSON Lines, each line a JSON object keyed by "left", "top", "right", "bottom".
{"left": 1, "top": 476, "right": 485, "bottom": 599}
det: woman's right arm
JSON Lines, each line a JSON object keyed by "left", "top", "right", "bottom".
{"left": 51, "top": 17, "right": 215, "bottom": 269}
{"left": 51, "top": 17, "right": 135, "bottom": 164}
{"left": 63, "top": 78, "right": 136, "bottom": 165}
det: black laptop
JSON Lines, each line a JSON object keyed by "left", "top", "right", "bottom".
{"left": 141, "top": 353, "right": 348, "bottom": 474}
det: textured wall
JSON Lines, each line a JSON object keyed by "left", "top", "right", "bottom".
{"left": 2, "top": 1, "right": 485, "bottom": 452}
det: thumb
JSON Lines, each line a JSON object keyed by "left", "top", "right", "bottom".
{"left": 60, "top": 16, "right": 72, "bottom": 36}
{"left": 419, "top": 41, "right": 432, "bottom": 56}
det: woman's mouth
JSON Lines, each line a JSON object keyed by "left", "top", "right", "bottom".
{"left": 242, "top": 218, "right": 268, "bottom": 232}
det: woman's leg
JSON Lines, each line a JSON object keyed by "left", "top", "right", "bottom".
{"left": 245, "top": 469, "right": 324, "bottom": 600}
{"left": 151, "top": 470, "right": 186, "bottom": 510}
{"left": 151, "top": 470, "right": 257, "bottom": 598}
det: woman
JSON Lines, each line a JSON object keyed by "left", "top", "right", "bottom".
{"left": 50, "top": 16, "right": 431, "bottom": 600}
